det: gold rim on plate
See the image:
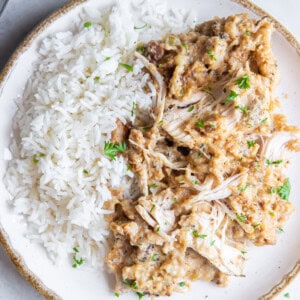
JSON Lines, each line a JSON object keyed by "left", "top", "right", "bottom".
{"left": 0, "top": 0, "right": 299, "bottom": 299}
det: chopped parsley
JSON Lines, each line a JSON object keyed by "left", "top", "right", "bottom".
{"left": 192, "top": 230, "right": 207, "bottom": 239}
{"left": 284, "top": 292, "right": 290, "bottom": 298}
{"left": 157, "top": 119, "right": 163, "bottom": 125}
{"left": 269, "top": 211, "right": 275, "bottom": 217}
{"left": 150, "top": 204, "right": 156, "bottom": 213}
{"left": 156, "top": 226, "right": 160, "bottom": 232}
{"left": 131, "top": 101, "right": 136, "bottom": 117}
{"left": 179, "top": 282, "right": 186, "bottom": 287}
{"left": 277, "top": 178, "right": 291, "bottom": 200}
{"left": 104, "top": 141, "right": 127, "bottom": 160}
{"left": 235, "top": 105, "right": 249, "bottom": 115}
{"left": 33, "top": 153, "right": 46, "bottom": 163}
{"left": 149, "top": 183, "right": 157, "bottom": 189}
{"left": 188, "top": 105, "right": 195, "bottom": 112}
{"left": 247, "top": 140, "right": 256, "bottom": 148}
{"left": 195, "top": 120, "right": 205, "bottom": 128}
{"left": 238, "top": 184, "right": 250, "bottom": 192}
{"left": 84, "top": 21, "right": 92, "bottom": 28}
{"left": 278, "top": 227, "right": 284, "bottom": 232}
{"left": 261, "top": 117, "right": 268, "bottom": 124}
{"left": 192, "top": 180, "right": 198, "bottom": 185}
{"left": 33, "top": 154, "right": 39, "bottom": 164}
{"left": 254, "top": 163, "right": 260, "bottom": 170}
{"left": 126, "top": 164, "right": 131, "bottom": 171}
{"left": 270, "top": 187, "right": 276, "bottom": 194}
{"left": 252, "top": 224, "right": 260, "bottom": 229}
{"left": 94, "top": 76, "right": 100, "bottom": 81}
{"left": 72, "top": 248, "right": 84, "bottom": 268}
{"left": 207, "top": 49, "right": 217, "bottom": 61}
{"left": 182, "top": 43, "right": 189, "bottom": 52}
{"left": 266, "top": 159, "right": 283, "bottom": 166}
{"left": 236, "top": 213, "right": 247, "bottom": 223}
{"left": 210, "top": 240, "right": 216, "bottom": 246}
{"left": 134, "top": 24, "right": 148, "bottom": 30}
{"left": 122, "top": 279, "right": 138, "bottom": 290}
{"left": 136, "top": 292, "right": 144, "bottom": 300}
{"left": 83, "top": 169, "right": 88, "bottom": 174}
{"left": 173, "top": 197, "right": 178, "bottom": 203}
{"left": 241, "top": 250, "right": 247, "bottom": 255}
{"left": 136, "top": 45, "right": 145, "bottom": 52}
{"left": 119, "top": 63, "right": 134, "bottom": 72}
{"left": 105, "top": 56, "right": 111, "bottom": 61}
{"left": 245, "top": 30, "right": 250, "bottom": 36}
{"left": 225, "top": 90, "right": 239, "bottom": 103}
{"left": 198, "top": 153, "right": 203, "bottom": 158}
{"left": 235, "top": 75, "right": 250, "bottom": 89}
{"left": 114, "top": 292, "right": 120, "bottom": 297}
{"left": 152, "top": 253, "right": 159, "bottom": 261}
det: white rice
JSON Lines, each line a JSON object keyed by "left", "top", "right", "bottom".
{"left": 4, "top": 0, "right": 196, "bottom": 267}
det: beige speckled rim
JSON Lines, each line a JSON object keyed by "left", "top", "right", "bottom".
{"left": 0, "top": 0, "right": 299, "bottom": 299}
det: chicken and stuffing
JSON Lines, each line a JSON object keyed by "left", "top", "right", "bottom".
{"left": 104, "top": 14, "right": 300, "bottom": 298}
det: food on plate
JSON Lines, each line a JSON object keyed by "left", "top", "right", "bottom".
{"left": 4, "top": 1, "right": 299, "bottom": 298}
{"left": 105, "top": 14, "right": 300, "bottom": 297}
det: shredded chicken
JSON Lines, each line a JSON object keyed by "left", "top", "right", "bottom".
{"left": 105, "top": 14, "right": 300, "bottom": 298}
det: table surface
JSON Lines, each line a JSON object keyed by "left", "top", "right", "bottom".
{"left": 0, "top": 0, "right": 299, "bottom": 299}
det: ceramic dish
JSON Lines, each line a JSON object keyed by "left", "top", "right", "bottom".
{"left": 0, "top": 0, "right": 299, "bottom": 299}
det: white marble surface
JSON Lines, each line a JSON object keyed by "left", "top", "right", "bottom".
{"left": 0, "top": 0, "right": 299, "bottom": 299}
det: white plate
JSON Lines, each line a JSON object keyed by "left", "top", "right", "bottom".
{"left": 0, "top": 0, "right": 299, "bottom": 299}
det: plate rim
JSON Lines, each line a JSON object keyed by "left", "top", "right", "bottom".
{"left": 0, "top": 0, "right": 299, "bottom": 299}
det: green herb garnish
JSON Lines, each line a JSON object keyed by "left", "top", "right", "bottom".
{"left": 266, "top": 159, "right": 283, "bottom": 166}
{"left": 207, "top": 49, "right": 217, "bottom": 61}
{"left": 179, "top": 282, "right": 186, "bottom": 287}
{"left": 261, "top": 117, "right": 268, "bottom": 124}
{"left": 225, "top": 90, "right": 239, "bottom": 103}
{"left": 195, "top": 120, "right": 205, "bottom": 128}
{"left": 192, "top": 180, "right": 198, "bottom": 185}
{"left": 235, "top": 75, "right": 250, "bottom": 89}
{"left": 235, "top": 105, "right": 249, "bottom": 115}
{"left": 72, "top": 248, "right": 84, "bottom": 268}
{"left": 152, "top": 253, "right": 159, "bottom": 261}
{"left": 84, "top": 21, "right": 92, "bottom": 28}
{"left": 182, "top": 43, "right": 189, "bottom": 52}
{"left": 270, "top": 187, "right": 276, "bottom": 194}
{"left": 173, "top": 197, "right": 178, "bottom": 203}
{"left": 247, "top": 140, "right": 256, "bottom": 148}
{"left": 136, "top": 292, "right": 144, "bottom": 300}
{"left": 104, "top": 141, "right": 127, "bottom": 160}
{"left": 269, "top": 211, "right": 275, "bottom": 217}
{"left": 105, "top": 56, "right": 111, "bottom": 61}
{"left": 210, "top": 240, "right": 216, "bottom": 246}
{"left": 150, "top": 204, "right": 156, "bottom": 213}
{"left": 188, "top": 105, "right": 194, "bottom": 112}
{"left": 238, "top": 184, "right": 250, "bottom": 192}
{"left": 150, "top": 183, "right": 157, "bottom": 189}
{"left": 236, "top": 213, "right": 247, "bottom": 223}
{"left": 192, "top": 231, "right": 207, "bottom": 239}
{"left": 114, "top": 292, "right": 120, "bottom": 297}
{"left": 277, "top": 178, "right": 291, "bottom": 200}
{"left": 156, "top": 226, "right": 160, "bottom": 232}
{"left": 119, "top": 63, "right": 134, "bottom": 72}
{"left": 284, "top": 292, "right": 290, "bottom": 298}
{"left": 131, "top": 102, "right": 136, "bottom": 117}
{"left": 83, "top": 169, "right": 88, "bottom": 174}
{"left": 136, "top": 45, "right": 145, "bottom": 52}
{"left": 278, "top": 227, "right": 284, "bottom": 232}
{"left": 252, "top": 224, "right": 260, "bottom": 229}
{"left": 245, "top": 30, "right": 250, "bottom": 36}
{"left": 241, "top": 250, "right": 247, "bottom": 255}
{"left": 94, "top": 76, "right": 100, "bottom": 81}
{"left": 134, "top": 24, "right": 148, "bottom": 30}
